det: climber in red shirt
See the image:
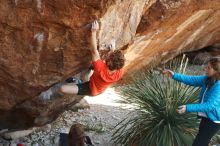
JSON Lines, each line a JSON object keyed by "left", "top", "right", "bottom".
{"left": 59, "top": 20, "right": 125, "bottom": 96}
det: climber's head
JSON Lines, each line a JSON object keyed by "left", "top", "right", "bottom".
{"left": 106, "top": 50, "right": 125, "bottom": 71}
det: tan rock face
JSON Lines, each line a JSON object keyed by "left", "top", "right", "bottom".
{"left": 125, "top": 0, "right": 220, "bottom": 73}
{"left": 0, "top": 0, "right": 219, "bottom": 129}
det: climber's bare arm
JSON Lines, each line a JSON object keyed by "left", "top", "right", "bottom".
{"left": 90, "top": 21, "right": 100, "bottom": 61}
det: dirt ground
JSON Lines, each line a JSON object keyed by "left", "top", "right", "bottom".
{"left": 0, "top": 88, "right": 132, "bottom": 146}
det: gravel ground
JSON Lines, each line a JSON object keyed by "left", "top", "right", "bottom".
{"left": 0, "top": 64, "right": 217, "bottom": 146}
{"left": 0, "top": 89, "right": 132, "bottom": 146}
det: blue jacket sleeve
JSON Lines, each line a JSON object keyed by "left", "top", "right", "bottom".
{"left": 172, "top": 73, "right": 206, "bottom": 87}
{"left": 186, "top": 84, "right": 220, "bottom": 112}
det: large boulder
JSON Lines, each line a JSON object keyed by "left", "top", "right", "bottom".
{"left": 0, "top": 0, "right": 219, "bottom": 130}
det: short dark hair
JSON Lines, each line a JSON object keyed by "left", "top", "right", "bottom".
{"left": 106, "top": 50, "right": 125, "bottom": 71}
{"left": 68, "top": 123, "right": 85, "bottom": 146}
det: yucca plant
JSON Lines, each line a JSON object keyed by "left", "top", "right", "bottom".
{"left": 112, "top": 55, "right": 200, "bottom": 146}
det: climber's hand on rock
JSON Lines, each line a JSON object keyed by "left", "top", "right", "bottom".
{"left": 91, "top": 20, "right": 99, "bottom": 32}
{"left": 109, "top": 39, "right": 116, "bottom": 52}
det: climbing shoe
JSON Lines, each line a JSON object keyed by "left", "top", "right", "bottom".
{"left": 65, "top": 77, "right": 83, "bottom": 84}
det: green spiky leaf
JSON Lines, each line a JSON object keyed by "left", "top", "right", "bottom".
{"left": 112, "top": 55, "right": 200, "bottom": 146}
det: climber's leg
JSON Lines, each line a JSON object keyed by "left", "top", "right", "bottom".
{"left": 80, "top": 68, "right": 93, "bottom": 83}
{"left": 77, "top": 82, "right": 91, "bottom": 95}
{"left": 60, "top": 82, "right": 91, "bottom": 95}
{"left": 65, "top": 66, "right": 94, "bottom": 84}
{"left": 39, "top": 82, "right": 65, "bottom": 100}
{"left": 65, "top": 76, "right": 83, "bottom": 84}
{"left": 60, "top": 83, "right": 79, "bottom": 94}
